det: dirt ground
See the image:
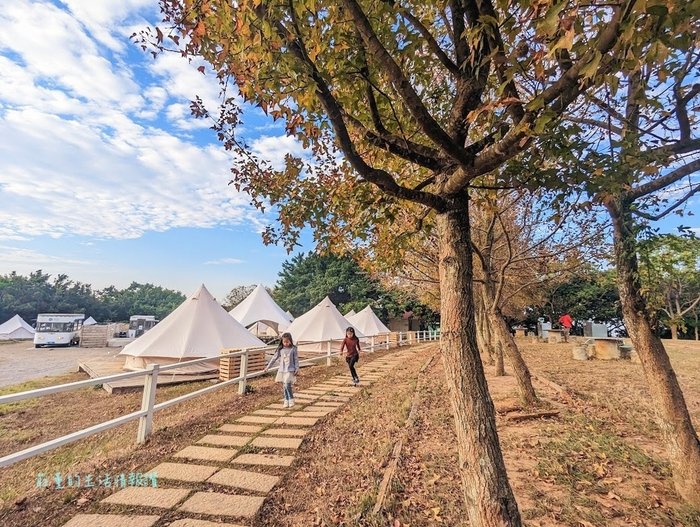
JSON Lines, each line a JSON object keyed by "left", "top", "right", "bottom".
{"left": 1, "top": 340, "right": 699, "bottom": 526}
{"left": 0, "top": 340, "right": 117, "bottom": 387}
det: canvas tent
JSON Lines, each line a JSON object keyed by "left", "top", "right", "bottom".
{"left": 285, "top": 296, "right": 364, "bottom": 353}
{"left": 285, "top": 311, "right": 294, "bottom": 320}
{"left": 347, "top": 305, "right": 391, "bottom": 336}
{"left": 229, "top": 284, "right": 292, "bottom": 336}
{"left": 344, "top": 309, "right": 356, "bottom": 318}
{"left": 119, "top": 284, "right": 265, "bottom": 374}
{"left": 83, "top": 316, "right": 97, "bottom": 326}
{"left": 248, "top": 321, "right": 277, "bottom": 338}
{"left": 0, "top": 315, "right": 35, "bottom": 340}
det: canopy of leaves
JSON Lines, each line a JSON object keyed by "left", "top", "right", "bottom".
{"left": 638, "top": 234, "right": 700, "bottom": 333}
{"left": 0, "top": 271, "right": 185, "bottom": 324}
{"left": 142, "top": 0, "right": 672, "bottom": 253}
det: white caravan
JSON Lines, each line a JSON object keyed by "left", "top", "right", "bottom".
{"left": 34, "top": 313, "right": 85, "bottom": 348}
{"left": 127, "top": 315, "right": 158, "bottom": 338}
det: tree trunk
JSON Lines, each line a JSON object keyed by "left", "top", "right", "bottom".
{"left": 436, "top": 194, "right": 522, "bottom": 526}
{"left": 607, "top": 199, "right": 700, "bottom": 507}
{"left": 670, "top": 324, "right": 678, "bottom": 340}
{"left": 494, "top": 339, "right": 505, "bottom": 376}
{"left": 489, "top": 308, "right": 538, "bottom": 405}
{"left": 481, "top": 278, "right": 538, "bottom": 405}
{"left": 475, "top": 291, "right": 495, "bottom": 365}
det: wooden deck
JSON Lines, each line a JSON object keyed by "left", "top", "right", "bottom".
{"left": 78, "top": 356, "right": 218, "bottom": 394}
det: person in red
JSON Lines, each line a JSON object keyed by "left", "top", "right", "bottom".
{"left": 558, "top": 313, "right": 573, "bottom": 342}
{"left": 340, "top": 327, "right": 362, "bottom": 386}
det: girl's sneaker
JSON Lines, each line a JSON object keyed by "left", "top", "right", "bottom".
{"left": 288, "top": 399, "right": 295, "bottom": 407}
{"left": 283, "top": 400, "right": 290, "bottom": 408}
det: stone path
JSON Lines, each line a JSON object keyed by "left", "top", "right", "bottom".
{"left": 62, "top": 349, "right": 416, "bottom": 527}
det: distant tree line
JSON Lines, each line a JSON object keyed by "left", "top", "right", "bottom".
{"left": 0, "top": 271, "right": 185, "bottom": 325}
{"left": 273, "top": 253, "right": 438, "bottom": 325}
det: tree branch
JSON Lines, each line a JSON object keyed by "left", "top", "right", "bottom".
{"left": 630, "top": 158, "right": 700, "bottom": 200}
{"left": 342, "top": 0, "right": 472, "bottom": 165}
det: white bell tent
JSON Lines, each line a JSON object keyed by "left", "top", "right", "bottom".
{"left": 229, "top": 284, "right": 292, "bottom": 336}
{"left": 344, "top": 309, "right": 356, "bottom": 318}
{"left": 285, "top": 296, "right": 364, "bottom": 353}
{"left": 347, "top": 305, "right": 390, "bottom": 336}
{"left": 119, "top": 284, "right": 265, "bottom": 374}
{"left": 83, "top": 316, "right": 97, "bottom": 326}
{"left": 0, "top": 315, "right": 35, "bottom": 340}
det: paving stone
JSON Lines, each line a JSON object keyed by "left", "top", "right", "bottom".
{"left": 231, "top": 453, "right": 295, "bottom": 467}
{"left": 168, "top": 520, "right": 246, "bottom": 527}
{"left": 319, "top": 396, "right": 351, "bottom": 402}
{"left": 179, "top": 492, "right": 265, "bottom": 518}
{"left": 253, "top": 409, "right": 289, "bottom": 416}
{"left": 297, "top": 389, "right": 328, "bottom": 395}
{"left": 237, "top": 415, "right": 277, "bottom": 424}
{"left": 292, "top": 394, "right": 318, "bottom": 401}
{"left": 289, "top": 411, "right": 329, "bottom": 418}
{"left": 102, "top": 487, "right": 191, "bottom": 509}
{"left": 197, "top": 435, "right": 251, "bottom": 447}
{"left": 267, "top": 403, "right": 295, "bottom": 409}
{"left": 274, "top": 416, "right": 319, "bottom": 426}
{"left": 208, "top": 468, "right": 281, "bottom": 493}
{"left": 261, "top": 428, "right": 309, "bottom": 437}
{"left": 301, "top": 406, "right": 336, "bottom": 413}
{"left": 311, "top": 401, "right": 343, "bottom": 407}
{"left": 174, "top": 446, "right": 237, "bottom": 462}
{"left": 220, "top": 424, "right": 263, "bottom": 434}
{"left": 62, "top": 515, "right": 160, "bottom": 527}
{"left": 148, "top": 462, "right": 218, "bottom": 483}
{"left": 251, "top": 436, "right": 303, "bottom": 449}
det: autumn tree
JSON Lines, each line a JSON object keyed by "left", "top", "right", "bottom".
{"left": 546, "top": 13, "right": 700, "bottom": 504}
{"left": 144, "top": 1, "right": 662, "bottom": 523}
{"left": 639, "top": 235, "right": 700, "bottom": 340}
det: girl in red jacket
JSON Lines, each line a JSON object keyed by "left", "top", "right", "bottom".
{"left": 340, "top": 327, "right": 361, "bottom": 386}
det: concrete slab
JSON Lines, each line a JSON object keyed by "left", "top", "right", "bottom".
{"left": 251, "top": 436, "right": 303, "bottom": 450}
{"left": 220, "top": 424, "right": 263, "bottom": 434}
{"left": 236, "top": 415, "right": 277, "bottom": 424}
{"left": 178, "top": 492, "right": 265, "bottom": 518}
{"left": 288, "top": 411, "right": 330, "bottom": 418}
{"left": 174, "top": 446, "right": 237, "bottom": 462}
{"left": 261, "top": 428, "right": 309, "bottom": 437}
{"left": 102, "top": 487, "right": 190, "bottom": 509}
{"left": 319, "top": 395, "right": 351, "bottom": 402}
{"left": 231, "top": 453, "right": 295, "bottom": 467}
{"left": 148, "top": 462, "right": 218, "bottom": 483}
{"left": 267, "top": 403, "right": 292, "bottom": 409}
{"left": 197, "top": 435, "right": 251, "bottom": 447}
{"left": 274, "top": 416, "right": 319, "bottom": 426}
{"left": 310, "top": 401, "right": 343, "bottom": 407}
{"left": 252, "top": 409, "right": 289, "bottom": 416}
{"left": 208, "top": 468, "right": 280, "bottom": 493}
{"left": 168, "top": 520, "right": 246, "bottom": 527}
{"left": 62, "top": 515, "right": 160, "bottom": 527}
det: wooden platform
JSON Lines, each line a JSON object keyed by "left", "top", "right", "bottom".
{"left": 78, "top": 356, "right": 218, "bottom": 394}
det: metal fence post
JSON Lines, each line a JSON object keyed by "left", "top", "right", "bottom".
{"left": 137, "top": 364, "right": 159, "bottom": 444}
{"left": 326, "top": 340, "right": 332, "bottom": 366}
{"left": 238, "top": 349, "right": 249, "bottom": 395}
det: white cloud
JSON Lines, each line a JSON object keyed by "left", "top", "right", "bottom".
{"left": 204, "top": 258, "right": 245, "bottom": 265}
{"left": 0, "top": 0, "right": 299, "bottom": 241}
{"left": 251, "top": 135, "right": 307, "bottom": 171}
{"left": 0, "top": 245, "right": 93, "bottom": 267}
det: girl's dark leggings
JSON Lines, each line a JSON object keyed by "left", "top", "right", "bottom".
{"left": 346, "top": 354, "right": 359, "bottom": 381}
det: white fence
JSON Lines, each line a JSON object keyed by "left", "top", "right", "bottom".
{"left": 0, "top": 330, "right": 439, "bottom": 469}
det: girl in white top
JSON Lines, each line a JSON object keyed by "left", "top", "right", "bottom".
{"left": 264, "top": 332, "right": 299, "bottom": 407}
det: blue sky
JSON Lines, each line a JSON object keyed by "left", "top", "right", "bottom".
{"left": 0, "top": 0, "right": 313, "bottom": 301}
